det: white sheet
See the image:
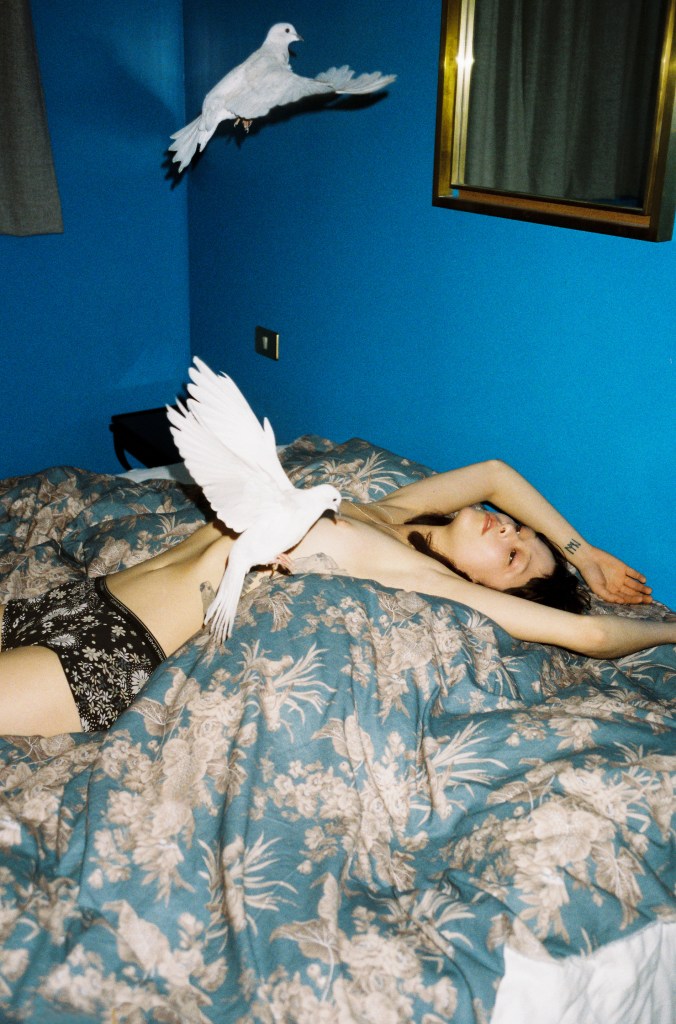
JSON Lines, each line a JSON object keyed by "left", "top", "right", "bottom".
{"left": 119, "top": 449, "right": 287, "bottom": 486}
{"left": 491, "top": 921, "right": 675, "bottom": 1024}
{"left": 120, "top": 462, "right": 196, "bottom": 484}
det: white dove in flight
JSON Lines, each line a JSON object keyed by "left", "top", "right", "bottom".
{"left": 166, "top": 357, "right": 342, "bottom": 643}
{"left": 169, "top": 22, "right": 396, "bottom": 171}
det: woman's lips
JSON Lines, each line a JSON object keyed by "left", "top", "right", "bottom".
{"left": 482, "top": 512, "right": 494, "bottom": 534}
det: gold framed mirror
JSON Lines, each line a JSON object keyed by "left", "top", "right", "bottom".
{"left": 433, "top": 0, "right": 676, "bottom": 241}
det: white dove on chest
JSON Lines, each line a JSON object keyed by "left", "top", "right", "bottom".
{"left": 167, "top": 357, "right": 342, "bottom": 642}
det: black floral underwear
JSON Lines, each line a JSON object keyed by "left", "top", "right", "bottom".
{"left": 1, "top": 576, "right": 166, "bottom": 732}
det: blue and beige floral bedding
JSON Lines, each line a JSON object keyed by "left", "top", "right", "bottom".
{"left": 0, "top": 436, "right": 674, "bottom": 1023}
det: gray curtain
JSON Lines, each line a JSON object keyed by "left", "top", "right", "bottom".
{"left": 464, "top": 0, "right": 666, "bottom": 205}
{"left": 0, "top": 0, "right": 63, "bottom": 235}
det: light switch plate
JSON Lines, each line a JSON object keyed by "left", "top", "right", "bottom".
{"left": 255, "top": 326, "right": 279, "bottom": 360}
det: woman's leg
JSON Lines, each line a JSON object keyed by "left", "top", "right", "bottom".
{"left": 0, "top": 644, "right": 82, "bottom": 736}
{"left": 0, "top": 522, "right": 233, "bottom": 737}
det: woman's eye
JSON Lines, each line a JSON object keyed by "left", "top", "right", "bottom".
{"left": 509, "top": 549, "right": 517, "bottom": 564}
{"left": 515, "top": 523, "right": 522, "bottom": 534}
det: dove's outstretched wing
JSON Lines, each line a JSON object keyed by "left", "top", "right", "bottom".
{"left": 167, "top": 357, "right": 292, "bottom": 534}
{"left": 232, "top": 65, "right": 333, "bottom": 119}
{"left": 235, "top": 64, "right": 396, "bottom": 117}
{"left": 314, "top": 66, "right": 397, "bottom": 95}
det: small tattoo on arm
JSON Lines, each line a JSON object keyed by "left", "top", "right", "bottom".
{"left": 564, "top": 538, "right": 581, "bottom": 555}
{"left": 200, "top": 581, "right": 216, "bottom": 614}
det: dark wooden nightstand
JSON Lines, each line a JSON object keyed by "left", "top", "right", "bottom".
{"left": 110, "top": 407, "right": 181, "bottom": 470}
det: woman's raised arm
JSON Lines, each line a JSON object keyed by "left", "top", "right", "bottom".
{"left": 381, "top": 460, "right": 651, "bottom": 604}
{"left": 413, "top": 565, "right": 673, "bottom": 659}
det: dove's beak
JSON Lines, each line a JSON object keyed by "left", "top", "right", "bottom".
{"left": 295, "top": 34, "right": 303, "bottom": 42}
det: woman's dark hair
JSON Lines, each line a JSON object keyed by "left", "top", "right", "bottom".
{"left": 504, "top": 536, "right": 590, "bottom": 614}
{"left": 405, "top": 513, "right": 590, "bottom": 615}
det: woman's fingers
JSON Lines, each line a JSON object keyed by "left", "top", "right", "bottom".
{"left": 603, "top": 571, "right": 652, "bottom": 603}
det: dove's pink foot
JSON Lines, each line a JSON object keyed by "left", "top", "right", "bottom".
{"left": 274, "top": 553, "right": 294, "bottom": 574}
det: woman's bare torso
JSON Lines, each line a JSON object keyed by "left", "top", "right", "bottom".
{"left": 291, "top": 501, "right": 434, "bottom": 588}
{"left": 0, "top": 501, "right": 447, "bottom": 660}
{"left": 108, "top": 499, "right": 449, "bottom": 655}
{"left": 142, "top": 500, "right": 443, "bottom": 615}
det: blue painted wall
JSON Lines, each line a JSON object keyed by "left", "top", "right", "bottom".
{"left": 184, "top": 0, "right": 675, "bottom": 607}
{"left": 0, "top": 0, "right": 190, "bottom": 478}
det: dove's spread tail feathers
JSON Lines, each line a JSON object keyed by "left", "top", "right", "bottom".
{"left": 205, "top": 550, "right": 249, "bottom": 644}
{"left": 169, "top": 116, "right": 221, "bottom": 172}
{"left": 315, "top": 66, "right": 396, "bottom": 95}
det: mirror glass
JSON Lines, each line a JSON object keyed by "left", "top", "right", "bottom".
{"left": 434, "top": 0, "right": 676, "bottom": 240}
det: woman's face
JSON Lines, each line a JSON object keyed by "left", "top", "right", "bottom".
{"left": 439, "top": 507, "right": 556, "bottom": 590}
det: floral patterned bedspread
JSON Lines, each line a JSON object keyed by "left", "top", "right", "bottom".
{"left": 0, "top": 436, "right": 674, "bottom": 1024}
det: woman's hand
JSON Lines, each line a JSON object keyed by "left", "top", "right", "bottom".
{"left": 577, "top": 545, "right": 652, "bottom": 604}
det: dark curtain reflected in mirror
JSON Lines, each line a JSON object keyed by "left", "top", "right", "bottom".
{"left": 434, "top": 0, "right": 676, "bottom": 240}
{"left": 465, "top": 0, "right": 665, "bottom": 206}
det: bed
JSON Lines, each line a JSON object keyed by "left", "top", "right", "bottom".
{"left": 0, "top": 434, "right": 674, "bottom": 1024}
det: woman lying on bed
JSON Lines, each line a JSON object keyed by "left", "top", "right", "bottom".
{"left": 0, "top": 458, "right": 672, "bottom": 737}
